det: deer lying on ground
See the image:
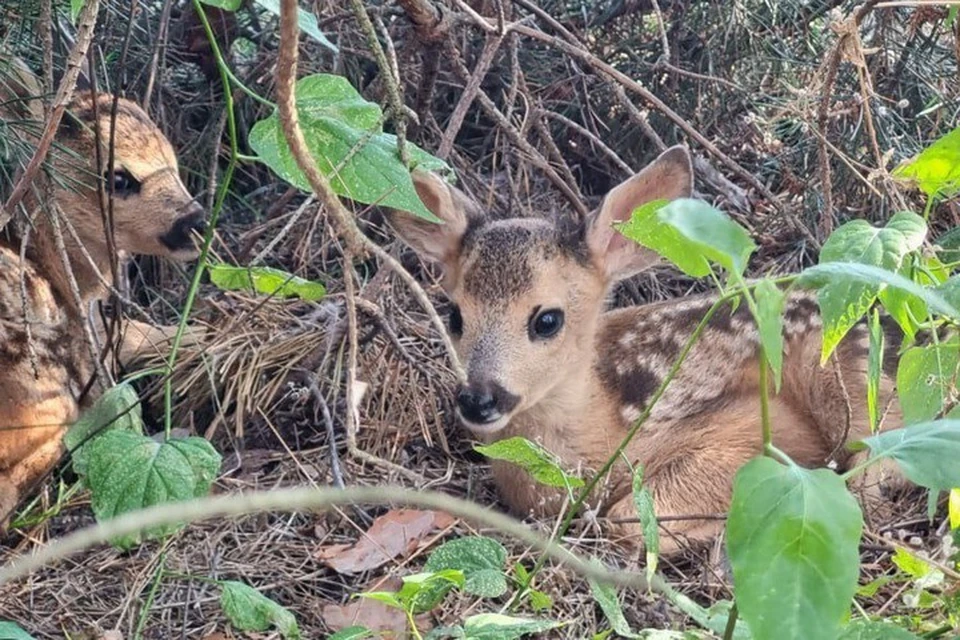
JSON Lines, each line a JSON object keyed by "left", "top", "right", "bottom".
{"left": 0, "top": 56, "right": 207, "bottom": 524}
{"left": 387, "top": 146, "right": 907, "bottom": 555}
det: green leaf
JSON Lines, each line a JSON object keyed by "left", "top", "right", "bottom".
{"left": 811, "top": 212, "right": 928, "bottom": 361}
{"left": 631, "top": 465, "right": 660, "bottom": 583}
{"left": 358, "top": 591, "right": 404, "bottom": 610}
{"left": 657, "top": 198, "right": 757, "bottom": 278}
{"left": 935, "top": 225, "right": 960, "bottom": 264}
{"left": 65, "top": 382, "right": 143, "bottom": 476}
{"left": 69, "top": 0, "right": 85, "bottom": 24}
{"left": 589, "top": 578, "right": 638, "bottom": 638}
{"left": 82, "top": 431, "right": 221, "bottom": 548}
{"left": 474, "top": 437, "right": 584, "bottom": 490}
{"left": 893, "top": 125, "right": 960, "bottom": 198}
{"left": 397, "top": 570, "right": 466, "bottom": 614}
{"left": 249, "top": 74, "right": 449, "bottom": 221}
{"left": 208, "top": 264, "right": 326, "bottom": 301}
{"left": 424, "top": 536, "right": 509, "bottom": 598}
{"left": 867, "top": 311, "right": 883, "bottom": 432}
{"left": 528, "top": 589, "right": 553, "bottom": 612}
{"left": 198, "top": 0, "right": 242, "bottom": 9}
{"left": 461, "top": 613, "right": 563, "bottom": 640}
{"left": 949, "top": 488, "right": 960, "bottom": 529}
{"left": 0, "top": 622, "right": 35, "bottom": 640}
{"left": 800, "top": 262, "right": 960, "bottom": 322}
{"left": 220, "top": 581, "right": 301, "bottom": 639}
{"left": 754, "top": 279, "right": 785, "bottom": 391}
{"left": 895, "top": 338, "right": 960, "bottom": 424}
{"left": 891, "top": 547, "right": 934, "bottom": 581}
{"left": 726, "top": 456, "right": 863, "bottom": 640}
{"left": 838, "top": 619, "right": 919, "bottom": 640}
{"left": 614, "top": 199, "right": 711, "bottom": 278}
{"left": 329, "top": 627, "right": 375, "bottom": 640}
{"left": 252, "top": 0, "right": 338, "bottom": 53}
{"left": 936, "top": 275, "right": 960, "bottom": 311}
{"left": 853, "top": 419, "right": 960, "bottom": 492}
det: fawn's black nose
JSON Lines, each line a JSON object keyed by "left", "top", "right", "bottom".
{"left": 160, "top": 211, "right": 207, "bottom": 251}
{"left": 456, "top": 386, "right": 501, "bottom": 425}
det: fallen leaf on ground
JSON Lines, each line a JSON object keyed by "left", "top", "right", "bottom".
{"left": 316, "top": 509, "right": 456, "bottom": 574}
{"left": 322, "top": 577, "right": 432, "bottom": 638}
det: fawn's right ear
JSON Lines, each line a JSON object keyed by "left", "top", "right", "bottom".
{"left": 386, "top": 171, "right": 475, "bottom": 268}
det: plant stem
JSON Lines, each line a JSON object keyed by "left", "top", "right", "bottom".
{"left": 163, "top": 0, "right": 240, "bottom": 436}
{"left": 722, "top": 602, "right": 739, "bottom": 640}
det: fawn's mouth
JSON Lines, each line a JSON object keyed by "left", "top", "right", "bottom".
{"left": 456, "top": 410, "right": 512, "bottom": 436}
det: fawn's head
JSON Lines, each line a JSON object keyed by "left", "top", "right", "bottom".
{"left": 389, "top": 146, "right": 694, "bottom": 435}
{"left": 49, "top": 92, "right": 206, "bottom": 260}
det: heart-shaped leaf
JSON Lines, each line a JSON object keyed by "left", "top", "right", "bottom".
{"left": 249, "top": 74, "right": 449, "bottom": 221}
{"left": 424, "top": 536, "right": 509, "bottom": 598}
{"left": 81, "top": 431, "right": 221, "bottom": 548}
{"left": 810, "top": 212, "right": 927, "bottom": 361}
{"left": 727, "top": 456, "right": 863, "bottom": 640}
{"left": 65, "top": 382, "right": 143, "bottom": 476}
{"left": 615, "top": 199, "right": 711, "bottom": 278}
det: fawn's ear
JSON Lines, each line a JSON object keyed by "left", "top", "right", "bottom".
{"left": 386, "top": 171, "right": 479, "bottom": 269}
{"left": 587, "top": 145, "right": 693, "bottom": 281}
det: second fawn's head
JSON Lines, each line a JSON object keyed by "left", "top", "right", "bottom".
{"left": 389, "top": 146, "right": 694, "bottom": 435}
{"left": 1, "top": 54, "right": 206, "bottom": 263}
{"left": 50, "top": 92, "right": 207, "bottom": 261}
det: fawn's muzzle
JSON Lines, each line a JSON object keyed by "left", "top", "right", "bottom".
{"left": 455, "top": 382, "right": 520, "bottom": 427}
{"left": 160, "top": 209, "right": 207, "bottom": 252}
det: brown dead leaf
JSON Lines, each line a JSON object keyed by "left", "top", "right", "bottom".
{"left": 316, "top": 509, "right": 456, "bottom": 574}
{"left": 322, "top": 577, "right": 433, "bottom": 638}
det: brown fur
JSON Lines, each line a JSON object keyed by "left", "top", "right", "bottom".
{"left": 387, "top": 146, "right": 908, "bottom": 555}
{"left": 0, "top": 55, "right": 207, "bottom": 524}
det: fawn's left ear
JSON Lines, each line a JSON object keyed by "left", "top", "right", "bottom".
{"left": 586, "top": 145, "right": 693, "bottom": 281}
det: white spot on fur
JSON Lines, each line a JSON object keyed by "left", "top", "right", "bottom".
{"left": 621, "top": 404, "right": 642, "bottom": 423}
{"left": 619, "top": 331, "right": 637, "bottom": 347}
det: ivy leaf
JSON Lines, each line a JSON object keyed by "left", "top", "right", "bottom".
{"left": 253, "top": 0, "right": 338, "bottom": 53}
{"left": 82, "top": 431, "right": 221, "bottom": 549}
{"left": 852, "top": 419, "right": 960, "bottom": 492}
{"left": 0, "top": 622, "right": 35, "bottom": 640}
{"left": 65, "top": 382, "right": 143, "bottom": 476}
{"left": 754, "top": 279, "right": 785, "bottom": 391}
{"left": 893, "top": 125, "right": 960, "bottom": 198}
{"left": 631, "top": 465, "right": 660, "bottom": 583}
{"left": 895, "top": 338, "right": 960, "bottom": 424}
{"left": 209, "top": 264, "right": 325, "bottom": 301}
{"left": 460, "top": 613, "right": 563, "bottom": 640}
{"left": 811, "top": 212, "right": 927, "bottom": 362}
{"left": 424, "top": 536, "right": 509, "bottom": 598}
{"left": 220, "top": 580, "right": 301, "bottom": 639}
{"left": 726, "top": 456, "right": 863, "bottom": 640}
{"left": 474, "top": 437, "right": 584, "bottom": 490}
{"left": 249, "top": 74, "right": 449, "bottom": 221}
{"left": 657, "top": 198, "right": 757, "bottom": 278}
{"left": 615, "top": 199, "right": 711, "bottom": 278}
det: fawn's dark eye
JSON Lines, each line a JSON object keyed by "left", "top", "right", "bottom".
{"left": 449, "top": 304, "right": 463, "bottom": 336}
{"left": 106, "top": 169, "right": 141, "bottom": 195}
{"left": 529, "top": 307, "right": 564, "bottom": 340}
